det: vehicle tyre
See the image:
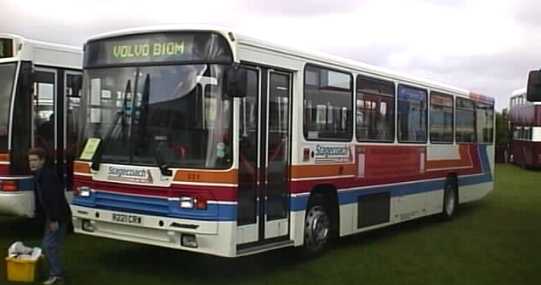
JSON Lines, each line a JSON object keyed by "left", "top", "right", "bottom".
{"left": 441, "top": 180, "right": 458, "bottom": 220}
{"left": 303, "top": 195, "right": 331, "bottom": 255}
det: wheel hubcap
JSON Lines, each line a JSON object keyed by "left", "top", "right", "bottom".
{"left": 306, "top": 207, "right": 330, "bottom": 249}
{"left": 312, "top": 215, "right": 330, "bottom": 242}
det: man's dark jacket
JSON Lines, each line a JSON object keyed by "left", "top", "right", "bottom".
{"left": 34, "top": 167, "right": 71, "bottom": 223}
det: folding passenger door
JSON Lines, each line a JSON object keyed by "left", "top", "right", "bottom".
{"left": 237, "top": 67, "right": 292, "bottom": 250}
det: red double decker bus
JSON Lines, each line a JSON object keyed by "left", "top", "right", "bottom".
{"left": 509, "top": 88, "right": 541, "bottom": 168}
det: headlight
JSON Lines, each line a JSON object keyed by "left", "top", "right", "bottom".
{"left": 179, "top": 197, "right": 194, "bottom": 208}
{"left": 179, "top": 196, "right": 207, "bottom": 210}
{"left": 77, "top": 186, "right": 92, "bottom": 197}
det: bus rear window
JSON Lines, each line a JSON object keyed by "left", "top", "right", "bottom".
{"left": 456, "top": 98, "right": 476, "bottom": 143}
{"left": 476, "top": 102, "right": 494, "bottom": 144}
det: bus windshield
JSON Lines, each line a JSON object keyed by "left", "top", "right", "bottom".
{"left": 0, "top": 62, "right": 17, "bottom": 152}
{"left": 81, "top": 64, "right": 232, "bottom": 169}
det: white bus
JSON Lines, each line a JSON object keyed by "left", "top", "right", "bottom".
{"left": 0, "top": 34, "right": 82, "bottom": 217}
{"left": 71, "top": 26, "right": 494, "bottom": 257}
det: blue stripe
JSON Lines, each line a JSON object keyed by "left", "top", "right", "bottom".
{"left": 73, "top": 192, "right": 237, "bottom": 221}
{"left": 18, "top": 178, "right": 34, "bottom": 191}
{"left": 291, "top": 144, "right": 493, "bottom": 211}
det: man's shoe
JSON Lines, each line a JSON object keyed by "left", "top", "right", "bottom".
{"left": 43, "top": 276, "right": 63, "bottom": 285}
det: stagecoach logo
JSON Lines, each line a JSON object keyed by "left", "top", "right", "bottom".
{"left": 107, "top": 166, "right": 154, "bottom": 184}
{"left": 314, "top": 144, "right": 352, "bottom": 163}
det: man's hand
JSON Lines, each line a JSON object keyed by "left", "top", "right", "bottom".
{"left": 48, "top": 221, "right": 59, "bottom": 232}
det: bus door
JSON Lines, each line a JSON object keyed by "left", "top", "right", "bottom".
{"left": 237, "top": 68, "right": 292, "bottom": 247}
{"left": 64, "top": 71, "right": 82, "bottom": 190}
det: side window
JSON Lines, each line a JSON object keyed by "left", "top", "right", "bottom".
{"left": 304, "top": 65, "right": 353, "bottom": 141}
{"left": 476, "top": 102, "right": 494, "bottom": 144}
{"left": 66, "top": 73, "right": 82, "bottom": 152}
{"left": 356, "top": 75, "right": 395, "bottom": 142}
{"left": 429, "top": 92, "right": 453, "bottom": 143}
{"left": 456, "top": 98, "right": 476, "bottom": 143}
{"left": 512, "top": 126, "right": 520, "bottom": 139}
{"left": 33, "top": 70, "right": 57, "bottom": 160}
{"left": 398, "top": 84, "right": 427, "bottom": 143}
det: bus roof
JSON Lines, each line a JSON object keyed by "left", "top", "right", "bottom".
{"left": 0, "top": 33, "right": 82, "bottom": 69}
{"left": 85, "top": 25, "right": 491, "bottom": 102}
{"left": 511, "top": 88, "right": 526, "bottom": 97}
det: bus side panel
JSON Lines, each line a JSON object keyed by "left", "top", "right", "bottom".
{"left": 292, "top": 143, "right": 493, "bottom": 239}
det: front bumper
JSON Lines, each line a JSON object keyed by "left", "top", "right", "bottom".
{"left": 0, "top": 191, "right": 35, "bottom": 217}
{"left": 71, "top": 205, "right": 237, "bottom": 257}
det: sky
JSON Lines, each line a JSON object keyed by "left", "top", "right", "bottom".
{"left": 1, "top": 0, "right": 540, "bottom": 110}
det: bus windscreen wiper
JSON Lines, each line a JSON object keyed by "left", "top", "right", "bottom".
{"left": 137, "top": 74, "right": 172, "bottom": 176}
{"left": 91, "top": 80, "right": 132, "bottom": 171}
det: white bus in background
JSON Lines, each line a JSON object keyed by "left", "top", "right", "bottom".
{"left": 0, "top": 34, "right": 82, "bottom": 217}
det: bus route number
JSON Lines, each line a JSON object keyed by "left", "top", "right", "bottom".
{"left": 186, "top": 173, "right": 200, "bottom": 181}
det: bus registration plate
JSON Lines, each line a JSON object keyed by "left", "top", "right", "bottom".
{"left": 112, "top": 213, "right": 143, "bottom": 225}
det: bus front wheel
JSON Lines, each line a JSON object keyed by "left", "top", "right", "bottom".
{"left": 303, "top": 196, "right": 331, "bottom": 255}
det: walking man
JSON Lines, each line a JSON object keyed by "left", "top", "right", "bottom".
{"left": 28, "top": 147, "right": 71, "bottom": 285}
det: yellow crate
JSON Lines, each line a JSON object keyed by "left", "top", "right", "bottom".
{"left": 5, "top": 256, "right": 39, "bottom": 283}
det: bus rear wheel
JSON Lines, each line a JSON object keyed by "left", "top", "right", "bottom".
{"left": 303, "top": 197, "right": 331, "bottom": 255}
{"left": 441, "top": 180, "right": 458, "bottom": 220}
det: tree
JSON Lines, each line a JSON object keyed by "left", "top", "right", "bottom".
{"left": 495, "top": 111, "right": 509, "bottom": 145}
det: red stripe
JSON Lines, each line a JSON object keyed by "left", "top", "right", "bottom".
{"left": 290, "top": 144, "right": 484, "bottom": 194}
{"left": 73, "top": 175, "right": 236, "bottom": 201}
{"left": 0, "top": 164, "right": 8, "bottom": 175}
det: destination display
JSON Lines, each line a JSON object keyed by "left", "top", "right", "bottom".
{"left": 0, "top": 39, "right": 14, "bottom": 58}
{"left": 84, "top": 32, "right": 233, "bottom": 67}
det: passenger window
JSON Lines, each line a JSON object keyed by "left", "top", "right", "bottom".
{"left": 430, "top": 92, "right": 453, "bottom": 143}
{"left": 398, "top": 85, "right": 427, "bottom": 143}
{"left": 456, "top": 98, "right": 476, "bottom": 142}
{"left": 304, "top": 65, "right": 353, "bottom": 141}
{"left": 356, "top": 75, "right": 395, "bottom": 142}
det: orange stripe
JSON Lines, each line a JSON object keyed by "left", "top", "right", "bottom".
{"left": 291, "top": 164, "right": 356, "bottom": 179}
{"left": 0, "top": 153, "right": 9, "bottom": 162}
{"left": 74, "top": 161, "right": 91, "bottom": 174}
{"left": 174, "top": 169, "right": 238, "bottom": 184}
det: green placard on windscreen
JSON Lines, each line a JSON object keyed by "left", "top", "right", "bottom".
{"left": 0, "top": 39, "right": 14, "bottom": 58}
{"left": 80, "top": 138, "right": 101, "bottom": 160}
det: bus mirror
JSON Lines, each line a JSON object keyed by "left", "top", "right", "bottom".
{"left": 527, "top": 70, "right": 541, "bottom": 102}
{"left": 225, "top": 67, "right": 247, "bottom": 98}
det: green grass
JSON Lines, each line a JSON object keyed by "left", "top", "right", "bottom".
{"left": 1, "top": 164, "right": 540, "bottom": 285}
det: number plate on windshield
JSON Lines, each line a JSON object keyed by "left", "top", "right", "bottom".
{"left": 112, "top": 213, "right": 143, "bottom": 225}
